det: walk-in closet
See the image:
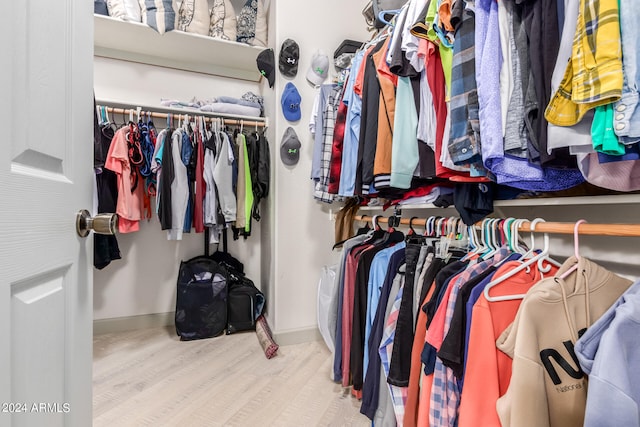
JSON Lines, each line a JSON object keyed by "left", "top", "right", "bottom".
{"left": 2, "top": 0, "right": 640, "bottom": 426}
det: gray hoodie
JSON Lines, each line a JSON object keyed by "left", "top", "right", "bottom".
{"left": 575, "top": 279, "right": 640, "bottom": 427}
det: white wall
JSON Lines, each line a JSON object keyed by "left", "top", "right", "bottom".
{"left": 266, "top": 0, "right": 371, "bottom": 335}
{"left": 93, "top": 58, "right": 264, "bottom": 320}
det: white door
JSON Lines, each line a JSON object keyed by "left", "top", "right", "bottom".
{"left": 0, "top": 1, "right": 94, "bottom": 426}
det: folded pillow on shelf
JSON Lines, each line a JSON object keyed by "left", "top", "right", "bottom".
{"left": 139, "top": 0, "right": 177, "bottom": 34}
{"left": 237, "top": 0, "right": 268, "bottom": 47}
{"left": 95, "top": 0, "right": 109, "bottom": 16}
{"left": 209, "top": 0, "right": 237, "bottom": 41}
{"left": 107, "top": 0, "right": 142, "bottom": 21}
{"left": 177, "top": 0, "right": 210, "bottom": 35}
{"left": 252, "top": 0, "right": 268, "bottom": 47}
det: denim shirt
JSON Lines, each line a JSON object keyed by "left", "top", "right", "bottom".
{"left": 613, "top": 0, "right": 640, "bottom": 144}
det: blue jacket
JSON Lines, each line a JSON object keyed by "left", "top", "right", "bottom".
{"left": 575, "top": 279, "right": 640, "bottom": 427}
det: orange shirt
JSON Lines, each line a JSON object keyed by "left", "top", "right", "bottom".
{"left": 405, "top": 282, "right": 437, "bottom": 427}
{"left": 354, "top": 46, "right": 374, "bottom": 96}
{"left": 105, "top": 127, "right": 143, "bottom": 233}
{"left": 458, "top": 261, "right": 559, "bottom": 427}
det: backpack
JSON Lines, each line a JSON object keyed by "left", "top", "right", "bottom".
{"left": 227, "top": 271, "right": 265, "bottom": 334}
{"left": 209, "top": 250, "right": 266, "bottom": 335}
{"left": 175, "top": 256, "right": 229, "bottom": 340}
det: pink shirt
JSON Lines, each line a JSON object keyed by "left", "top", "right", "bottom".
{"left": 105, "top": 127, "right": 143, "bottom": 233}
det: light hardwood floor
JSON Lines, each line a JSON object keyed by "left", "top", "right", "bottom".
{"left": 93, "top": 327, "right": 369, "bottom": 426}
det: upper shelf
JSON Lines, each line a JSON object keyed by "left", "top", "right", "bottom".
{"left": 93, "top": 15, "right": 264, "bottom": 82}
{"left": 358, "top": 194, "right": 640, "bottom": 211}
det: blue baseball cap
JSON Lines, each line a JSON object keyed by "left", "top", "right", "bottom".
{"left": 281, "top": 82, "right": 301, "bottom": 122}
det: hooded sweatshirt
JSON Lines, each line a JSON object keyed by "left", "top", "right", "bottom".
{"left": 495, "top": 256, "right": 632, "bottom": 427}
{"left": 574, "top": 279, "right": 640, "bottom": 427}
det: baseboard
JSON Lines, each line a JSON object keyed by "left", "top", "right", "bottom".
{"left": 93, "top": 312, "right": 175, "bottom": 335}
{"left": 273, "top": 326, "right": 323, "bottom": 346}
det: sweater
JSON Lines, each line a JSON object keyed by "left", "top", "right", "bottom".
{"left": 575, "top": 279, "right": 640, "bottom": 427}
{"left": 496, "top": 257, "right": 632, "bottom": 427}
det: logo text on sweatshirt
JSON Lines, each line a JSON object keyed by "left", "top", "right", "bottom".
{"left": 539, "top": 328, "right": 587, "bottom": 387}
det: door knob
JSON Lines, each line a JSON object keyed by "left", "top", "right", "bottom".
{"left": 76, "top": 210, "right": 118, "bottom": 237}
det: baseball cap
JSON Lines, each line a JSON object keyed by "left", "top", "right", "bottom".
{"left": 279, "top": 39, "right": 300, "bottom": 78}
{"left": 306, "top": 50, "right": 330, "bottom": 87}
{"left": 280, "top": 127, "right": 301, "bottom": 166}
{"left": 281, "top": 82, "right": 301, "bottom": 122}
{"left": 334, "top": 39, "right": 361, "bottom": 70}
{"left": 256, "top": 48, "right": 276, "bottom": 88}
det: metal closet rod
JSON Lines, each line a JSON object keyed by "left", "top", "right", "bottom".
{"left": 353, "top": 215, "right": 640, "bottom": 237}
{"left": 98, "top": 105, "right": 268, "bottom": 128}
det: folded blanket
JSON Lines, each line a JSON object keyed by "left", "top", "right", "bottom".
{"left": 215, "top": 96, "right": 262, "bottom": 110}
{"left": 199, "top": 102, "right": 261, "bottom": 117}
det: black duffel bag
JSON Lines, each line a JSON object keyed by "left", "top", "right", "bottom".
{"left": 175, "top": 256, "right": 229, "bottom": 341}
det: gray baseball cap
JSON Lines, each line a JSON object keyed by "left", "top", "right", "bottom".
{"left": 280, "top": 127, "right": 301, "bottom": 166}
{"left": 279, "top": 39, "right": 300, "bottom": 78}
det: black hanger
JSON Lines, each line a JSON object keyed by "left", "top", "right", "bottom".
{"left": 408, "top": 216, "right": 418, "bottom": 235}
{"left": 376, "top": 215, "right": 405, "bottom": 246}
{"left": 356, "top": 215, "right": 372, "bottom": 235}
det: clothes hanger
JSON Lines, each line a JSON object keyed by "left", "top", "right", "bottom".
{"left": 509, "top": 218, "right": 529, "bottom": 255}
{"left": 483, "top": 218, "right": 555, "bottom": 302}
{"left": 356, "top": 215, "right": 372, "bottom": 235}
{"left": 375, "top": 215, "right": 402, "bottom": 246}
{"left": 377, "top": 9, "right": 401, "bottom": 27}
{"left": 558, "top": 219, "right": 587, "bottom": 280}
{"left": 423, "top": 216, "right": 435, "bottom": 237}
{"left": 408, "top": 216, "right": 419, "bottom": 236}
{"left": 479, "top": 218, "right": 499, "bottom": 260}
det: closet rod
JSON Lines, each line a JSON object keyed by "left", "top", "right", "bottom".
{"left": 100, "top": 106, "right": 267, "bottom": 128}
{"left": 353, "top": 215, "right": 640, "bottom": 237}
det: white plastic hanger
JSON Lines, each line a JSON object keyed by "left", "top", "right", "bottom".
{"left": 511, "top": 218, "right": 528, "bottom": 259}
{"left": 481, "top": 218, "right": 501, "bottom": 260}
{"left": 558, "top": 219, "right": 587, "bottom": 280}
{"left": 483, "top": 218, "right": 555, "bottom": 302}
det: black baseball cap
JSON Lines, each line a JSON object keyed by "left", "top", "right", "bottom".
{"left": 256, "top": 48, "right": 276, "bottom": 88}
{"left": 279, "top": 39, "right": 300, "bottom": 78}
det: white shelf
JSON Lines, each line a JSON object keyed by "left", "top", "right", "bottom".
{"left": 94, "top": 15, "right": 264, "bottom": 81}
{"left": 358, "top": 194, "right": 640, "bottom": 211}
{"left": 96, "top": 98, "right": 267, "bottom": 124}
{"left": 359, "top": 204, "right": 455, "bottom": 211}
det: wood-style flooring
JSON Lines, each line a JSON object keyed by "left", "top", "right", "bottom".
{"left": 93, "top": 326, "right": 369, "bottom": 426}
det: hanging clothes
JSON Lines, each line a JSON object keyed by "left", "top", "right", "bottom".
{"left": 94, "top": 104, "right": 121, "bottom": 269}
{"left": 105, "top": 125, "right": 146, "bottom": 233}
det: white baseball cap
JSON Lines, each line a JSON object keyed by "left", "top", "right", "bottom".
{"left": 306, "top": 50, "right": 330, "bottom": 87}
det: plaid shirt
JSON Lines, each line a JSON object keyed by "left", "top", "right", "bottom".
{"left": 545, "top": 0, "right": 623, "bottom": 126}
{"left": 448, "top": 2, "right": 483, "bottom": 172}
{"left": 429, "top": 247, "right": 511, "bottom": 427}
{"left": 379, "top": 277, "right": 409, "bottom": 426}
{"left": 314, "top": 85, "right": 341, "bottom": 203}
